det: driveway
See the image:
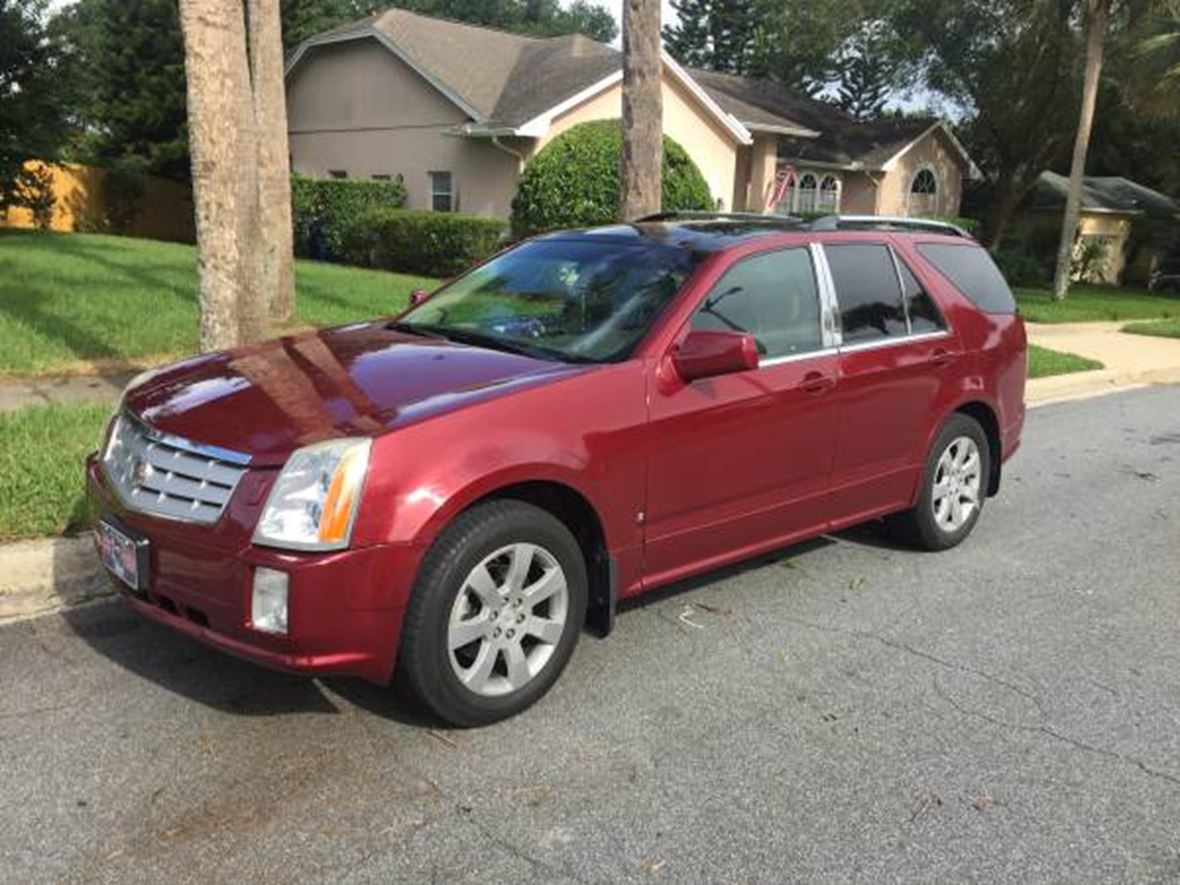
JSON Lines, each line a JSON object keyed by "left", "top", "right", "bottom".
{"left": 3, "top": 386, "right": 1179, "bottom": 883}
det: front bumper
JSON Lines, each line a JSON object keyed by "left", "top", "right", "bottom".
{"left": 86, "top": 455, "right": 421, "bottom": 684}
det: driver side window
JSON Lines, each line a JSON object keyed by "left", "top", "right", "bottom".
{"left": 690, "top": 248, "right": 823, "bottom": 359}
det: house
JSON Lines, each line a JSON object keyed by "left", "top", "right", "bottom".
{"left": 1012, "top": 172, "right": 1180, "bottom": 285}
{"left": 285, "top": 9, "right": 978, "bottom": 221}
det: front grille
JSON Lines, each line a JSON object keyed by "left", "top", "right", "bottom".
{"left": 102, "top": 412, "right": 250, "bottom": 525}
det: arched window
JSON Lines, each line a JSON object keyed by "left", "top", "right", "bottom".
{"left": 818, "top": 174, "right": 841, "bottom": 213}
{"left": 795, "top": 173, "right": 818, "bottom": 214}
{"left": 909, "top": 168, "right": 938, "bottom": 216}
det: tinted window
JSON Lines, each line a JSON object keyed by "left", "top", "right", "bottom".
{"left": 825, "top": 244, "right": 907, "bottom": 343}
{"left": 917, "top": 243, "right": 1017, "bottom": 314}
{"left": 897, "top": 257, "right": 946, "bottom": 334}
{"left": 691, "top": 248, "right": 822, "bottom": 358}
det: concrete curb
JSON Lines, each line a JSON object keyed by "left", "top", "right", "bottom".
{"left": 1026, "top": 367, "right": 1180, "bottom": 406}
{"left": 0, "top": 537, "right": 113, "bottom": 625}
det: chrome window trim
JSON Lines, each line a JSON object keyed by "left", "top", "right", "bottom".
{"left": 887, "top": 247, "right": 914, "bottom": 336}
{"left": 760, "top": 346, "right": 839, "bottom": 368}
{"left": 838, "top": 330, "right": 952, "bottom": 354}
{"left": 809, "top": 242, "right": 842, "bottom": 349}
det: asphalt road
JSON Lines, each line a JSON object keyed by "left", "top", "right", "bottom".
{"left": 3, "top": 386, "right": 1180, "bottom": 884}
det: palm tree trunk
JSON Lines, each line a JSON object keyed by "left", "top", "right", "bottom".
{"left": 246, "top": 0, "right": 295, "bottom": 325}
{"left": 1052, "top": 0, "right": 1111, "bottom": 301}
{"left": 620, "top": 0, "right": 663, "bottom": 221}
{"left": 180, "top": 0, "right": 265, "bottom": 351}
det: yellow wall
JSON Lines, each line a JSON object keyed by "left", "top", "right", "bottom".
{"left": 1, "top": 161, "right": 195, "bottom": 243}
{"left": 876, "top": 129, "right": 965, "bottom": 218}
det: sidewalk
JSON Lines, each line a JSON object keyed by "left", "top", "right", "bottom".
{"left": 0, "top": 373, "right": 129, "bottom": 413}
{"left": 1026, "top": 321, "right": 1180, "bottom": 404}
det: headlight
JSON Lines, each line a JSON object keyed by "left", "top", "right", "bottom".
{"left": 253, "top": 438, "right": 372, "bottom": 551}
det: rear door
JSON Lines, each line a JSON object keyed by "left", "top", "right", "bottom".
{"left": 643, "top": 245, "right": 840, "bottom": 585}
{"left": 822, "top": 240, "right": 960, "bottom": 525}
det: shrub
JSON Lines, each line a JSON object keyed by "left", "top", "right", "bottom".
{"left": 290, "top": 175, "right": 408, "bottom": 261}
{"left": 510, "top": 120, "right": 714, "bottom": 236}
{"left": 343, "top": 208, "right": 508, "bottom": 277}
{"left": 993, "top": 240, "right": 1050, "bottom": 286}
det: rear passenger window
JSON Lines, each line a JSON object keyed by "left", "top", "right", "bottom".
{"left": 916, "top": 243, "right": 1017, "bottom": 314}
{"left": 825, "top": 244, "right": 907, "bottom": 343}
{"left": 897, "top": 258, "right": 946, "bottom": 334}
{"left": 691, "top": 248, "right": 822, "bottom": 359}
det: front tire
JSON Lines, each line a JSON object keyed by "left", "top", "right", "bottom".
{"left": 398, "top": 500, "right": 588, "bottom": 727}
{"left": 892, "top": 413, "right": 991, "bottom": 551}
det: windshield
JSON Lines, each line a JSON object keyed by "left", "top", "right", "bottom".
{"left": 397, "top": 238, "right": 703, "bottom": 362}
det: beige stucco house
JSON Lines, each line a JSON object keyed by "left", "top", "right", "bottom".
{"left": 285, "top": 9, "right": 979, "bottom": 221}
{"left": 1009, "top": 172, "right": 1180, "bottom": 285}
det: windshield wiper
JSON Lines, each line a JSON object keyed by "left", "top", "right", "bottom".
{"left": 410, "top": 324, "right": 596, "bottom": 364}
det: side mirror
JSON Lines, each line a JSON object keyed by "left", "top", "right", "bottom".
{"left": 672, "top": 330, "right": 759, "bottom": 382}
{"left": 409, "top": 288, "right": 431, "bottom": 307}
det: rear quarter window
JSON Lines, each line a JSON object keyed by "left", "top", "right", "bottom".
{"left": 916, "top": 243, "right": 1017, "bottom": 315}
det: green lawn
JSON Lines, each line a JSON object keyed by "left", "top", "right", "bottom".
{"left": 0, "top": 402, "right": 111, "bottom": 541}
{"left": 1122, "top": 318, "right": 1180, "bottom": 339}
{"left": 1015, "top": 284, "right": 1180, "bottom": 324}
{"left": 1027, "top": 344, "right": 1104, "bottom": 379}
{"left": 0, "top": 229, "right": 436, "bottom": 376}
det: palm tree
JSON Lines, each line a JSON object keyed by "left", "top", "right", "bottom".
{"left": 620, "top": 0, "right": 663, "bottom": 221}
{"left": 248, "top": 0, "right": 296, "bottom": 325}
{"left": 179, "top": 0, "right": 294, "bottom": 351}
{"left": 1137, "top": 0, "right": 1180, "bottom": 94}
{"left": 1052, "top": 0, "right": 1113, "bottom": 302}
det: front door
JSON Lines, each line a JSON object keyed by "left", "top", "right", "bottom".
{"left": 643, "top": 246, "right": 840, "bottom": 586}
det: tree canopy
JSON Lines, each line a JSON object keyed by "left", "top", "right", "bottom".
{"left": 0, "top": 0, "right": 73, "bottom": 209}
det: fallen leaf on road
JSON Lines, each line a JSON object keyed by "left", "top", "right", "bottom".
{"left": 849, "top": 576, "right": 866, "bottom": 590}
{"left": 973, "top": 795, "right": 996, "bottom": 812}
{"left": 647, "top": 859, "right": 666, "bottom": 874}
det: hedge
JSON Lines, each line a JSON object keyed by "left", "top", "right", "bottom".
{"left": 510, "top": 120, "right": 714, "bottom": 236}
{"left": 291, "top": 175, "right": 408, "bottom": 260}
{"left": 342, "top": 208, "right": 508, "bottom": 277}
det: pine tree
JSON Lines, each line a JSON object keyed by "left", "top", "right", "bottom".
{"left": 834, "top": 24, "right": 896, "bottom": 120}
{"left": 664, "top": 0, "right": 757, "bottom": 74}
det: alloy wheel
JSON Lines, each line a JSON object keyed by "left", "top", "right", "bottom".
{"left": 446, "top": 542, "right": 569, "bottom": 697}
{"left": 931, "top": 435, "right": 982, "bottom": 533}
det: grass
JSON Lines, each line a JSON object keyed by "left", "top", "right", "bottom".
{"left": 1027, "top": 344, "right": 1104, "bottom": 379}
{"left": 0, "top": 402, "right": 111, "bottom": 542}
{"left": 1015, "top": 284, "right": 1180, "bottom": 324}
{"left": 1122, "top": 318, "right": 1180, "bottom": 339}
{"left": 0, "top": 229, "right": 437, "bottom": 376}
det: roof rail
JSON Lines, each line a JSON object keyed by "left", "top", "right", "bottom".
{"left": 807, "top": 215, "right": 973, "bottom": 238}
{"left": 634, "top": 211, "right": 806, "bottom": 227}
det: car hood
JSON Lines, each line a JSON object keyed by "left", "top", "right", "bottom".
{"left": 122, "top": 322, "right": 587, "bottom": 466}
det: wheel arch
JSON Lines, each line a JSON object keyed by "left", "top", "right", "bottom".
{"left": 951, "top": 399, "right": 1002, "bottom": 497}
{"left": 417, "top": 474, "right": 618, "bottom": 636}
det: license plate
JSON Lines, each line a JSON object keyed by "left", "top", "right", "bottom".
{"left": 96, "top": 520, "right": 148, "bottom": 591}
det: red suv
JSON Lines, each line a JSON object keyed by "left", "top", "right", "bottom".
{"left": 86, "top": 214, "right": 1026, "bottom": 725}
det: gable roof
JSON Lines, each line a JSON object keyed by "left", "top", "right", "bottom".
{"left": 285, "top": 8, "right": 747, "bottom": 142}
{"left": 1030, "top": 172, "right": 1180, "bottom": 218}
{"left": 286, "top": 9, "right": 975, "bottom": 172}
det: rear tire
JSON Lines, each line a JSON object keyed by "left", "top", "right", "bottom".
{"left": 397, "top": 500, "right": 587, "bottom": 727}
{"left": 890, "top": 413, "right": 991, "bottom": 552}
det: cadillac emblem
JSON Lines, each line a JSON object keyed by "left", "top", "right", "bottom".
{"left": 131, "top": 456, "right": 152, "bottom": 485}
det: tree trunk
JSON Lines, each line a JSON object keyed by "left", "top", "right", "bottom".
{"left": 620, "top": 0, "right": 663, "bottom": 221}
{"left": 247, "top": 0, "right": 295, "bottom": 325}
{"left": 1052, "top": 0, "right": 1110, "bottom": 301}
{"left": 180, "top": 0, "right": 265, "bottom": 351}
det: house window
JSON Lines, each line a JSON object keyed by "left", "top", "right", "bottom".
{"left": 371, "top": 174, "right": 392, "bottom": 181}
{"left": 909, "top": 168, "right": 938, "bottom": 217}
{"left": 429, "top": 171, "right": 453, "bottom": 212}
{"left": 794, "top": 173, "right": 818, "bottom": 214}
{"left": 328, "top": 170, "right": 348, "bottom": 180}
{"left": 818, "top": 175, "right": 841, "bottom": 213}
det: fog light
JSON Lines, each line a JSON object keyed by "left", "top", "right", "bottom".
{"left": 251, "top": 568, "right": 289, "bottom": 635}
